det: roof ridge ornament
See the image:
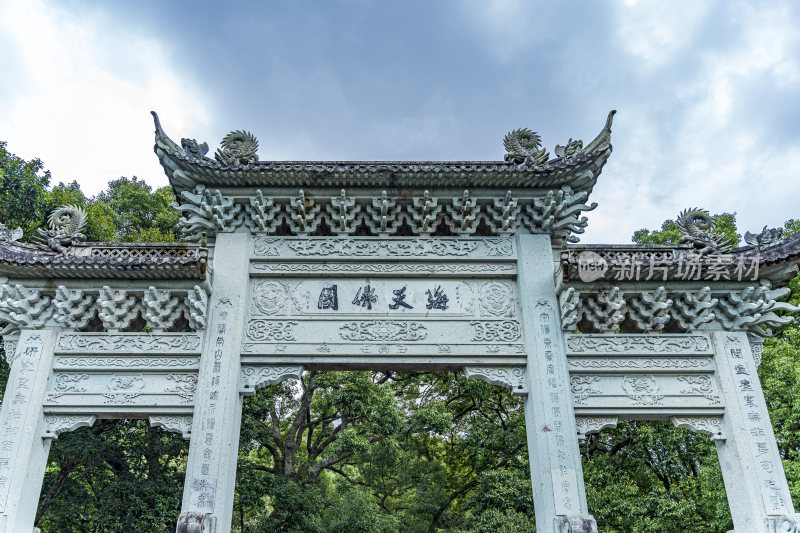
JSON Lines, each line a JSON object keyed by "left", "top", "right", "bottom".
{"left": 744, "top": 225, "right": 784, "bottom": 249}
{"left": 503, "top": 128, "right": 549, "bottom": 167}
{"left": 676, "top": 207, "right": 736, "bottom": 255}
{"left": 0, "top": 223, "right": 23, "bottom": 244}
{"left": 214, "top": 130, "right": 259, "bottom": 167}
{"left": 34, "top": 205, "right": 87, "bottom": 254}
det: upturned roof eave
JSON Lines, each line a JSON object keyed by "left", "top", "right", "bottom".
{"left": 152, "top": 110, "right": 614, "bottom": 196}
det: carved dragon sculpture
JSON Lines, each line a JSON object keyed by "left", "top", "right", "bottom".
{"left": 744, "top": 225, "right": 784, "bottom": 248}
{"left": 503, "top": 128, "right": 549, "bottom": 167}
{"left": 214, "top": 130, "right": 259, "bottom": 166}
{"left": 676, "top": 208, "right": 735, "bottom": 255}
{"left": 34, "top": 205, "right": 87, "bottom": 253}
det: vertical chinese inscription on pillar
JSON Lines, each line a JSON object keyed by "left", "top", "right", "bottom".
{"left": 533, "top": 299, "right": 580, "bottom": 516}
{"left": 726, "top": 336, "right": 789, "bottom": 515}
{"left": 189, "top": 299, "right": 232, "bottom": 511}
{"left": 0, "top": 333, "right": 43, "bottom": 511}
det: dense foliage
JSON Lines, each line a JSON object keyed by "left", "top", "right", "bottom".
{"left": 0, "top": 141, "right": 798, "bottom": 532}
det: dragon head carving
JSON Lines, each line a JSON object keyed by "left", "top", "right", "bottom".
{"left": 676, "top": 208, "right": 735, "bottom": 255}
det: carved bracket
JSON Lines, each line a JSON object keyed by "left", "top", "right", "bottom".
{"left": 575, "top": 416, "right": 618, "bottom": 440}
{"left": 240, "top": 365, "right": 304, "bottom": 396}
{"left": 150, "top": 415, "right": 193, "bottom": 440}
{"left": 42, "top": 415, "right": 97, "bottom": 439}
{"left": 462, "top": 366, "right": 528, "bottom": 396}
{"left": 0, "top": 283, "right": 54, "bottom": 335}
{"left": 670, "top": 416, "right": 725, "bottom": 441}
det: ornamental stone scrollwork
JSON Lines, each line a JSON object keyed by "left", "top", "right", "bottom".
{"left": 1, "top": 332, "right": 19, "bottom": 365}
{"left": 568, "top": 358, "right": 713, "bottom": 371}
{"left": 471, "top": 321, "right": 521, "bottom": 342}
{"left": 339, "top": 321, "right": 427, "bottom": 342}
{"left": 97, "top": 286, "right": 141, "bottom": 332}
{"left": 583, "top": 287, "right": 626, "bottom": 332}
{"left": 108, "top": 373, "right": 145, "bottom": 393}
{"left": 166, "top": 374, "right": 198, "bottom": 403}
{"left": 750, "top": 337, "right": 765, "bottom": 366}
{"left": 677, "top": 208, "right": 736, "bottom": 255}
{"left": 715, "top": 284, "right": 800, "bottom": 337}
{"left": 57, "top": 356, "right": 199, "bottom": 368}
{"left": 555, "top": 514, "right": 599, "bottom": 533}
{"left": 771, "top": 514, "right": 800, "bottom": 533}
{"left": 42, "top": 415, "right": 97, "bottom": 439}
{"left": 143, "top": 286, "right": 184, "bottom": 331}
{"left": 670, "top": 416, "right": 725, "bottom": 441}
{"left": 240, "top": 365, "right": 304, "bottom": 396}
{"left": 565, "top": 334, "right": 711, "bottom": 354}
{"left": 570, "top": 376, "right": 601, "bottom": 405}
{"left": 251, "top": 262, "right": 517, "bottom": 276}
{"left": 186, "top": 286, "right": 209, "bottom": 330}
{"left": 745, "top": 225, "right": 784, "bottom": 249}
{"left": 52, "top": 372, "right": 89, "bottom": 393}
{"left": 53, "top": 286, "right": 96, "bottom": 329}
{"left": 575, "top": 416, "right": 618, "bottom": 440}
{"left": 277, "top": 238, "right": 483, "bottom": 258}
{"left": 463, "top": 366, "right": 528, "bottom": 396}
{"left": 522, "top": 189, "right": 597, "bottom": 243}
{"left": 621, "top": 375, "right": 663, "bottom": 406}
{"left": 246, "top": 320, "right": 298, "bottom": 341}
{"left": 56, "top": 333, "right": 202, "bottom": 353}
{"left": 34, "top": 204, "right": 87, "bottom": 253}
{"left": 677, "top": 375, "right": 721, "bottom": 404}
{"left": 0, "top": 283, "right": 53, "bottom": 334}
{"left": 672, "top": 286, "right": 717, "bottom": 330}
{"left": 214, "top": 129, "right": 258, "bottom": 166}
{"left": 628, "top": 287, "right": 672, "bottom": 332}
{"left": 149, "top": 415, "right": 193, "bottom": 439}
{"left": 176, "top": 185, "right": 243, "bottom": 241}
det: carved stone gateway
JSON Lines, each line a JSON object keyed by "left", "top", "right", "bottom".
{"left": 1, "top": 110, "right": 799, "bottom": 532}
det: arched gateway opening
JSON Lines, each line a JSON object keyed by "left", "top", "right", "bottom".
{"left": 1, "top": 111, "right": 799, "bottom": 532}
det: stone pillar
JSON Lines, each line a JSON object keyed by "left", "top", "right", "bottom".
{"left": 711, "top": 330, "right": 796, "bottom": 532}
{"left": 177, "top": 232, "right": 250, "bottom": 533}
{"left": 516, "top": 234, "right": 596, "bottom": 533}
{"left": 0, "top": 329, "right": 56, "bottom": 533}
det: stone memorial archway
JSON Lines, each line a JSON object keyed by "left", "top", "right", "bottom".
{"left": 1, "top": 111, "right": 799, "bottom": 533}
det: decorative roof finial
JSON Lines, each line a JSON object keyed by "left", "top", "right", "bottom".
{"left": 744, "top": 226, "right": 784, "bottom": 249}
{"left": 0, "top": 223, "right": 23, "bottom": 244}
{"left": 676, "top": 208, "right": 735, "bottom": 255}
{"left": 503, "top": 128, "right": 549, "bottom": 167}
{"left": 34, "top": 205, "right": 88, "bottom": 253}
{"left": 215, "top": 130, "right": 259, "bottom": 167}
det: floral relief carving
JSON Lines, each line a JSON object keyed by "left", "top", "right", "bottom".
{"left": 570, "top": 376, "right": 601, "bottom": 405}
{"left": 56, "top": 333, "right": 202, "bottom": 353}
{"left": 463, "top": 366, "right": 528, "bottom": 395}
{"left": 575, "top": 416, "right": 618, "bottom": 440}
{"left": 42, "top": 415, "right": 97, "bottom": 439}
{"left": 621, "top": 375, "right": 663, "bottom": 406}
{"left": 670, "top": 416, "right": 725, "bottom": 441}
{"left": 565, "top": 335, "right": 710, "bottom": 354}
{"left": 677, "top": 375, "right": 721, "bottom": 404}
{"left": 149, "top": 415, "right": 193, "bottom": 440}
{"left": 477, "top": 282, "right": 515, "bottom": 316}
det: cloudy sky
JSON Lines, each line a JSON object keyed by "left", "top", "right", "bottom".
{"left": 1, "top": 0, "right": 798, "bottom": 243}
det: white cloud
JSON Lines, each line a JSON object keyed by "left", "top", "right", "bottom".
{"left": 614, "top": 0, "right": 715, "bottom": 67}
{"left": 585, "top": 0, "right": 800, "bottom": 243}
{"left": 0, "top": 0, "right": 212, "bottom": 195}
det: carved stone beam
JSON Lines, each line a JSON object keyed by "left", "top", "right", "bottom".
{"left": 462, "top": 366, "right": 528, "bottom": 396}
{"left": 150, "top": 415, "right": 193, "bottom": 440}
{"left": 42, "top": 414, "right": 97, "bottom": 439}
{"left": 240, "top": 365, "right": 304, "bottom": 396}
{"left": 670, "top": 416, "right": 725, "bottom": 441}
{"left": 575, "top": 416, "right": 618, "bottom": 440}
